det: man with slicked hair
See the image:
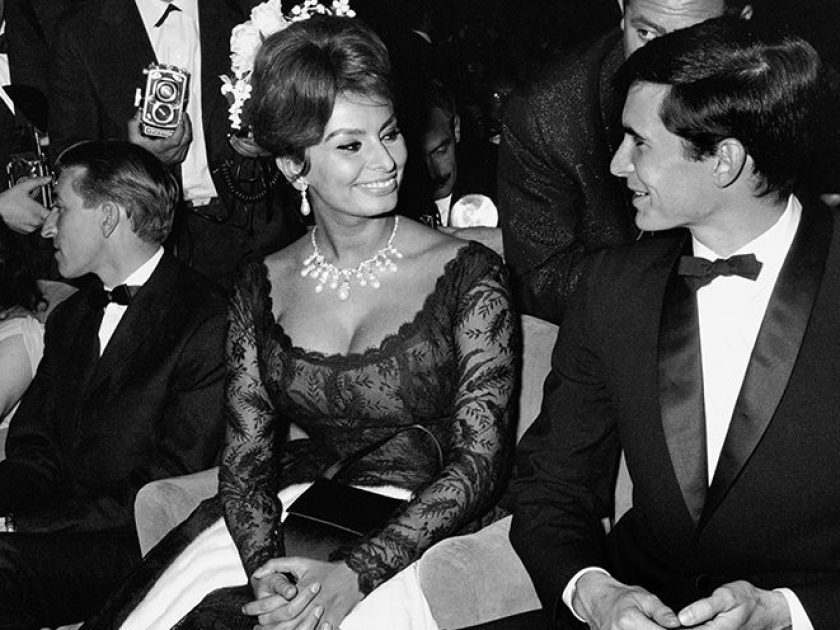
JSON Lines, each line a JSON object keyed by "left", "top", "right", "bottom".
{"left": 512, "top": 18, "right": 838, "bottom": 630}
{"left": 0, "top": 140, "right": 226, "bottom": 628}
{"left": 498, "top": 0, "right": 751, "bottom": 325}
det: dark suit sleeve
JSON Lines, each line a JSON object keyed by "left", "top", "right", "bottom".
{"left": 508, "top": 264, "right": 621, "bottom": 626}
{"left": 6, "top": 307, "right": 227, "bottom": 534}
{"left": 498, "top": 89, "right": 591, "bottom": 326}
{"left": 48, "top": 20, "right": 104, "bottom": 157}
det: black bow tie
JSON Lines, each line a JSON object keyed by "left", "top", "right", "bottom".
{"left": 677, "top": 254, "right": 763, "bottom": 291}
{"left": 154, "top": 3, "right": 181, "bottom": 27}
{"left": 89, "top": 284, "right": 140, "bottom": 309}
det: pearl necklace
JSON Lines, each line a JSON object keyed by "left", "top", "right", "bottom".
{"left": 301, "top": 217, "right": 403, "bottom": 301}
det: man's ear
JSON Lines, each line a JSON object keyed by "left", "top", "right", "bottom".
{"left": 453, "top": 114, "right": 461, "bottom": 144}
{"left": 275, "top": 156, "right": 305, "bottom": 185}
{"left": 100, "top": 201, "right": 120, "bottom": 238}
{"left": 713, "top": 138, "right": 747, "bottom": 188}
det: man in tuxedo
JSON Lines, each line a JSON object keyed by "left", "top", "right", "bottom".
{"left": 0, "top": 140, "right": 226, "bottom": 627}
{"left": 510, "top": 18, "right": 837, "bottom": 630}
{"left": 49, "top": 0, "right": 303, "bottom": 291}
{"left": 498, "top": 0, "right": 751, "bottom": 325}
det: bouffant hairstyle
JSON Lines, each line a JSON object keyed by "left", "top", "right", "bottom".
{"left": 0, "top": 229, "right": 45, "bottom": 313}
{"left": 246, "top": 16, "right": 393, "bottom": 175}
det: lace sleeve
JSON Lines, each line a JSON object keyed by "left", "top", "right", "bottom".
{"left": 219, "top": 265, "right": 285, "bottom": 576}
{"left": 333, "top": 254, "right": 520, "bottom": 594}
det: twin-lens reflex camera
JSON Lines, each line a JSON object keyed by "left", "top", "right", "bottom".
{"left": 134, "top": 63, "right": 190, "bottom": 138}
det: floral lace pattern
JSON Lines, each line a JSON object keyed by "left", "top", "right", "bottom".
{"left": 220, "top": 241, "right": 519, "bottom": 593}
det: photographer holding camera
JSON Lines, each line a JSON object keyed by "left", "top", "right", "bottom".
{"left": 49, "top": 0, "right": 303, "bottom": 292}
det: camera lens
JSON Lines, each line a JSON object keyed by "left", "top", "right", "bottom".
{"left": 155, "top": 81, "right": 178, "bottom": 103}
{"left": 151, "top": 102, "right": 175, "bottom": 125}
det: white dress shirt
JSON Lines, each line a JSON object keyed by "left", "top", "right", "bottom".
{"left": 135, "top": 0, "right": 218, "bottom": 205}
{"left": 98, "top": 247, "right": 164, "bottom": 354}
{"left": 0, "top": 22, "right": 15, "bottom": 114}
{"left": 563, "top": 196, "right": 812, "bottom": 629}
{"left": 435, "top": 193, "right": 453, "bottom": 227}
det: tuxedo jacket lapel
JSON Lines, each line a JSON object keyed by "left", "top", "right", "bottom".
{"left": 658, "top": 237, "right": 708, "bottom": 524}
{"left": 701, "top": 204, "right": 832, "bottom": 527}
{"left": 94, "top": 0, "right": 157, "bottom": 123}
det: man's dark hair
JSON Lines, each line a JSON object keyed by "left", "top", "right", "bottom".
{"left": 623, "top": 0, "right": 751, "bottom": 18}
{"left": 56, "top": 140, "right": 179, "bottom": 244}
{"left": 620, "top": 17, "right": 828, "bottom": 200}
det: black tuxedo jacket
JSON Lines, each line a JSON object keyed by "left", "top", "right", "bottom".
{"left": 0, "top": 253, "right": 227, "bottom": 535}
{"left": 511, "top": 200, "right": 840, "bottom": 629}
{"left": 498, "top": 29, "right": 635, "bottom": 326}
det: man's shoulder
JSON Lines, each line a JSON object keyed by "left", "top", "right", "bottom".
{"left": 519, "top": 29, "right": 622, "bottom": 106}
{"left": 153, "top": 253, "right": 227, "bottom": 314}
{"left": 587, "top": 232, "right": 685, "bottom": 290}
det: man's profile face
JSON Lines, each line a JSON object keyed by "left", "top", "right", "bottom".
{"left": 46, "top": 167, "right": 107, "bottom": 279}
{"left": 621, "top": 0, "right": 726, "bottom": 57}
{"left": 610, "top": 82, "right": 716, "bottom": 233}
{"left": 421, "top": 107, "right": 459, "bottom": 200}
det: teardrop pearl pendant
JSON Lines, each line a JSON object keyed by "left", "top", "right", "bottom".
{"left": 301, "top": 217, "right": 403, "bottom": 301}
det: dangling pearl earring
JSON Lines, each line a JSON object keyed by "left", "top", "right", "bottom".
{"left": 298, "top": 180, "right": 311, "bottom": 217}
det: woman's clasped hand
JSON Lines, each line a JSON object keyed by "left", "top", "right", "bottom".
{"left": 245, "top": 559, "right": 362, "bottom": 630}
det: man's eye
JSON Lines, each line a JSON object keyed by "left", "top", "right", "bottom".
{"left": 338, "top": 141, "right": 361, "bottom": 152}
{"left": 637, "top": 28, "right": 657, "bottom": 43}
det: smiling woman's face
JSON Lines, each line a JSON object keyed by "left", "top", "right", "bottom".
{"left": 303, "top": 93, "right": 407, "bottom": 221}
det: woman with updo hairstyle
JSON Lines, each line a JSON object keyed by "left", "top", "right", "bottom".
{"left": 86, "top": 14, "right": 518, "bottom": 630}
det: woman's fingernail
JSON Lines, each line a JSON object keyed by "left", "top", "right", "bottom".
{"left": 310, "top": 582, "right": 321, "bottom": 594}
{"left": 314, "top": 604, "right": 324, "bottom": 617}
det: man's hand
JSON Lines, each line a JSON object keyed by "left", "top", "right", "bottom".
{"left": 573, "top": 571, "right": 681, "bottom": 630}
{"left": 678, "top": 581, "right": 792, "bottom": 630}
{"left": 127, "top": 110, "right": 192, "bottom": 165}
{"left": 438, "top": 226, "right": 504, "bottom": 258}
{"left": 244, "top": 557, "right": 363, "bottom": 630}
{"left": 0, "top": 177, "right": 52, "bottom": 234}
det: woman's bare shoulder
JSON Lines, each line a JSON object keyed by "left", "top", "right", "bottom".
{"left": 262, "top": 232, "right": 310, "bottom": 280}
{"left": 396, "top": 217, "right": 465, "bottom": 261}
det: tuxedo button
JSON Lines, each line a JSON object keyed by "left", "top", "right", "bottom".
{"left": 694, "top": 573, "right": 713, "bottom": 594}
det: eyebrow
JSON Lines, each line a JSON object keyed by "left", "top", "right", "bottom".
{"left": 628, "top": 15, "right": 667, "bottom": 37}
{"left": 323, "top": 115, "right": 398, "bottom": 142}
{"left": 623, "top": 124, "right": 644, "bottom": 141}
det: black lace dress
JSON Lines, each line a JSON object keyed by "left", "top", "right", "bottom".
{"left": 85, "top": 241, "right": 519, "bottom": 629}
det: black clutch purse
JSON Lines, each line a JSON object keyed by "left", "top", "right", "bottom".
{"left": 283, "top": 424, "right": 443, "bottom": 560}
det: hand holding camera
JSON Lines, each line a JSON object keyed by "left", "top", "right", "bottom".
{"left": 130, "top": 63, "right": 193, "bottom": 166}
{"left": 0, "top": 177, "right": 52, "bottom": 235}
{"left": 128, "top": 109, "right": 193, "bottom": 166}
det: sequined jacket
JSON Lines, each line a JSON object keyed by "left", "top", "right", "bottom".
{"left": 498, "top": 29, "right": 636, "bottom": 325}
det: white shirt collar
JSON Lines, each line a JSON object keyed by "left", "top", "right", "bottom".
{"left": 105, "top": 246, "right": 164, "bottom": 290}
{"left": 692, "top": 194, "right": 801, "bottom": 280}
{"left": 135, "top": 0, "right": 198, "bottom": 32}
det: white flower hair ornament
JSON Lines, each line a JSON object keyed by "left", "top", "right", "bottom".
{"left": 220, "top": 0, "right": 356, "bottom": 131}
